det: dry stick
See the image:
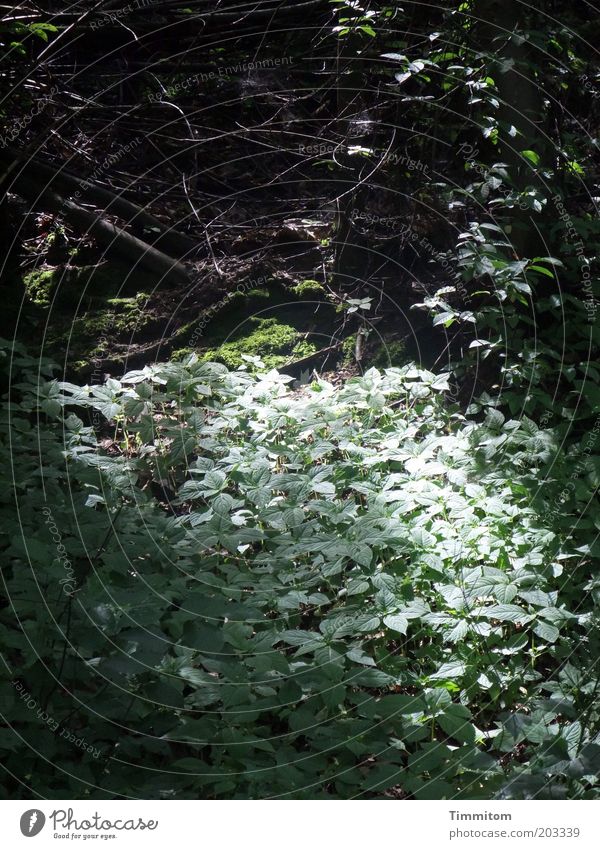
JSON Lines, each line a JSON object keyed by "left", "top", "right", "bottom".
{"left": 181, "top": 173, "right": 223, "bottom": 277}
{"left": 143, "top": 93, "right": 218, "bottom": 274}
{"left": 282, "top": 341, "right": 343, "bottom": 374}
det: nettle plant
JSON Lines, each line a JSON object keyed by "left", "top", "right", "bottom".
{"left": 2, "top": 344, "right": 600, "bottom": 799}
{"left": 412, "top": 218, "right": 600, "bottom": 425}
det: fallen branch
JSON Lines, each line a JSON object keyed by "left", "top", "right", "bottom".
{"left": 282, "top": 341, "right": 343, "bottom": 376}
{"left": 1, "top": 149, "right": 200, "bottom": 259}
{"left": 12, "top": 173, "right": 192, "bottom": 286}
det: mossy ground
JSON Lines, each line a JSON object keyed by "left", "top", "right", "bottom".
{"left": 19, "top": 262, "right": 410, "bottom": 377}
{"left": 22, "top": 263, "right": 134, "bottom": 308}
{"left": 290, "top": 279, "right": 325, "bottom": 297}
{"left": 199, "top": 318, "right": 312, "bottom": 369}
{"left": 23, "top": 267, "right": 56, "bottom": 307}
{"left": 173, "top": 283, "right": 332, "bottom": 370}
{"left": 18, "top": 262, "right": 161, "bottom": 372}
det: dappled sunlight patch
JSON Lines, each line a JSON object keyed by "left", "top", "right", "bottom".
{"left": 0, "top": 347, "right": 593, "bottom": 798}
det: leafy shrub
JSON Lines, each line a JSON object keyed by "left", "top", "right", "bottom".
{"left": 1, "top": 344, "right": 599, "bottom": 799}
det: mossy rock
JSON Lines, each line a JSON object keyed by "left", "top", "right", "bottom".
{"left": 191, "top": 279, "right": 335, "bottom": 370}
{"left": 290, "top": 338, "right": 318, "bottom": 360}
{"left": 23, "top": 267, "right": 56, "bottom": 307}
{"left": 171, "top": 347, "right": 194, "bottom": 362}
{"left": 69, "top": 298, "right": 153, "bottom": 341}
{"left": 291, "top": 279, "right": 325, "bottom": 298}
{"left": 23, "top": 263, "right": 158, "bottom": 310}
{"left": 57, "top": 293, "right": 157, "bottom": 373}
{"left": 200, "top": 317, "right": 307, "bottom": 369}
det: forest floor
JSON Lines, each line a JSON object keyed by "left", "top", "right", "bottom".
{"left": 5, "top": 196, "right": 444, "bottom": 383}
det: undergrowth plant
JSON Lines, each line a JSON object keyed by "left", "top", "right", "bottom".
{"left": 1, "top": 342, "right": 600, "bottom": 799}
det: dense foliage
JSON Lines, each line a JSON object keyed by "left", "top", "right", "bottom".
{"left": 1, "top": 0, "right": 599, "bottom": 803}
{"left": 2, "top": 343, "right": 600, "bottom": 799}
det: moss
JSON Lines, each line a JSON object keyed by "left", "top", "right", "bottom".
{"left": 23, "top": 267, "right": 57, "bottom": 307}
{"left": 172, "top": 279, "right": 336, "bottom": 369}
{"left": 23, "top": 263, "right": 140, "bottom": 310}
{"left": 341, "top": 333, "right": 357, "bottom": 365}
{"left": 76, "top": 301, "right": 151, "bottom": 336}
{"left": 290, "top": 338, "right": 318, "bottom": 359}
{"left": 63, "top": 296, "right": 155, "bottom": 368}
{"left": 171, "top": 347, "right": 193, "bottom": 362}
{"left": 200, "top": 318, "right": 300, "bottom": 369}
{"left": 219, "top": 287, "right": 272, "bottom": 311}
{"left": 372, "top": 339, "right": 406, "bottom": 368}
{"left": 67, "top": 314, "right": 115, "bottom": 358}
{"left": 244, "top": 287, "right": 271, "bottom": 300}
{"left": 291, "top": 279, "right": 325, "bottom": 298}
{"left": 107, "top": 292, "right": 151, "bottom": 310}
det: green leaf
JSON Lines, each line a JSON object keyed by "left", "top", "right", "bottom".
{"left": 311, "top": 480, "right": 335, "bottom": 496}
{"left": 560, "top": 722, "right": 582, "bottom": 759}
{"left": 438, "top": 704, "right": 476, "bottom": 744}
{"left": 520, "top": 149, "right": 540, "bottom": 166}
{"left": 527, "top": 264, "right": 555, "bottom": 278}
{"left": 355, "top": 614, "right": 381, "bottom": 633}
{"left": 533, "top": 619, "right": 559, "bottom": 643}
{"left": 478, "top": 604, "right": 533, "bottom": 624}
{"left": 429, "top": 660, "right": 466, "bottom": 681}
{"left": 204, "top": 470, "right": 226, "bottom": 491}
{"left": 280, "top": 630, "right": 324, "bottom": 646}
{"left": 383, "top": 614, "right": 409, "bottom": 635}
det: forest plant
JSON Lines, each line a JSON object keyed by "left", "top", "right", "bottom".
{"left": 1, "top": 343, "right": 599, "bottom": 799}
